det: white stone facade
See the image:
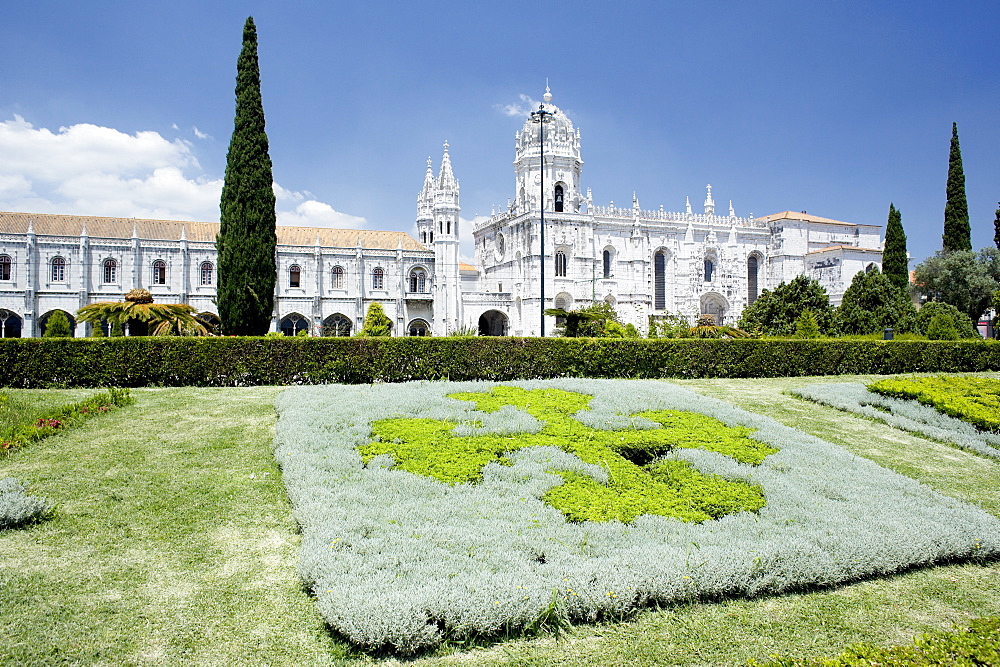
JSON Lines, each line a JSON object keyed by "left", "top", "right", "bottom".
{"left": 0, "top": 88, "right": 883, "bottom": 338}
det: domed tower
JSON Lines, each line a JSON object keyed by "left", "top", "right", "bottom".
{"left": 513, "top": 86, "right": 583, "bottom": 214}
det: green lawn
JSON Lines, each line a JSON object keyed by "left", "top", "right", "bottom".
{"left": 0, "top": 376, "right": 997, "bottom": 665}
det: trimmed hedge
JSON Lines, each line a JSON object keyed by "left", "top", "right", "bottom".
{"left": 2, "top": 337, "right": 1000, "bottom": 387}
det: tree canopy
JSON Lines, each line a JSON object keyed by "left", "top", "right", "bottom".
{"left": 912, "top": 248, "right": 1000, "bottom": 322}
{"left": 834, "top": 266, "right": 916, "bottom": 335}
{"left": 736, "top": 275, "right": 835, "bottom": 336}
{"left": 217, "top": 16, "right": 277, "bottom": 336}
{"left": 882, "top": 203, "right": 909, "bottom": 291}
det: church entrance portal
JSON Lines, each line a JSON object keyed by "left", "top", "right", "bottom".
{"left": 478, "top": 310, "right": 508, "bottom": 336}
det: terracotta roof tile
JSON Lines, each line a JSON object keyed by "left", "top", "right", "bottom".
{"left": 757, "top": 211, "right": 875, "bottom": 227}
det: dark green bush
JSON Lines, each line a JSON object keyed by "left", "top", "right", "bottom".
{"left": 3, "top": 337, "right": 1000, "bottom": 387}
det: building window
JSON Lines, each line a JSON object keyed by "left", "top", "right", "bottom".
{"left": 201, "top": 262, "right": 214, "bottom": 286}
{"left": 331, "top": 266, "right": 345, "bottom": 289}
{"left": 51, "top": 257, "right": 66, "bottom": 282}
{"left": 654, "top": 251, "right": 666, "bottom": 310}
{"left": 554, "top": 183, "right": 565, "bottom": 212}
{"left": 704, "top": 259, "right": 714, "bottom": 282}
{"left": 555, "top": 251, "right": 567, "bottom": 277}
{"left": 747, "top": 256, "right": 759, "bottom": 305}
{"left": 603, "top": 249, "right": 612, "bottom": 278}
{"left": 409, "top": 269, "right": 426, "bottom": 292}
{"left": 372, "top": 267, "right": 384, "bottom": 290}
{"left": 289, "top": 264, "right": 301, "bottom": 288}
{"left": 152, "top": 260, "right": 166, "bottom": 285}
{"left": 0, "top": 255, "right": 10, "bottom": 281}
{"left": 323, "top": 313, "right": 352, "bottom": 337}
{"left": 103, "top": 259, "right": 117, "bottom": 284}
{"left": 408, "top": 319, "right": 430, "bottom": 336}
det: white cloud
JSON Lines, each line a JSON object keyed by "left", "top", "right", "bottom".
{"left": 192, "top": 126, "right": 211, "bottom": 140}
{"left": 498, "top": 94, "right": 541, "bottom": 118}
{"left": 0, "top": 115, "right": 365, "bottom": 229}
{"left": 277, "top": 200, "right": 367, "bottom": 229}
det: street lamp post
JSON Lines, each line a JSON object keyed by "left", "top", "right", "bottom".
{"left": 530, "top": 102, "right": 554, "bottom": 336}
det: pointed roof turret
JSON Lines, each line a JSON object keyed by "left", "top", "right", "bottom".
{"left": 704, "top": 184, "right": 715, "bottom": 216}
{"left": 437, "top": 141, "right": 457, "bottom": 190}
{"left": 685, "top": 196, "right": 693, "bottom": 216}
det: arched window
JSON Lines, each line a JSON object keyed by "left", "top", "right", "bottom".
{"left": 409, "top": 268, "right": 426, "bottom": 293}
{"left": 103, "top": 258, "right": 117, "bottom": 284}
{"left": 51, "top": 257, "right": 66, "bottom": 282}
{"left": 372, "top": 267, "right": 384, "bottom": 290}
{"left": 289, "top": 264, "right": 301, "bottom": 288}
{"left": 865, "top": 262, "right": 876, "bottom": 273}
{"left": 0, "top": 255, "right": 10, "bottom": 281}
{"left": 555, "top": 251, "right": 567, "bottom": 277}
{"left": 200, "top": 262, "right": 214, "bottom": 286}
{"left": 747, "top": 256, "right": 759, "bottom": 305}
{"left": 407, "top": 319, "right": 430, "bottom": 336}
{"left": 279, "top": 313, "right": 308, "bottom": 336}
{"left": 654, "top": 251, "right": 666, "bottom": 310}
{"left": 323, "top": 313, "right": 352, "bottom": 337}
{"left": 331, "top": 266, "right": 345, "bottom": 289}
{"left": 152, "top": 260, "right": 166, "bottom": 285}
{"left": 603, "top": 249, "right": 612, "bottom": 278}
{"left": 704, "top": 259, "right": 714, "bottom": 282}
{"left": 554, "top": 183, "right": 565, "bottom": 212}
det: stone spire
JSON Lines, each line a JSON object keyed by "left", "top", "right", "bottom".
{"left": 685, "top": 196, "right": 693, "bottom": 216}
{"left": 437, "top": 141, "right": 457, "bottom": 190}
{"left": 729, "top": 200, "right": 736, "bottom": 218}
{"left": 704, "top": 184, "right": 715, "bottom": 216}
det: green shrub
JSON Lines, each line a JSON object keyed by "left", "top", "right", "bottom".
{"left": 3, "top": 337, "right": 1000, "bottom": 387}
{"left": 42, "top": 310, "right": 72, "bottom": 338}
{"left": 648, "top": 312, "right": 691, "bottom": 338}
{"left": 794, "top": 310, "right": 821, "bottom": 338}
{"left": 750, "top": 616, "right": 1000, "bottom": 666}
{"left": 738, "top": 276, "right": 836, "bottom": 335}
{"left": 834, "top": 267, "right": 917, "bottom": 335}
{"left": 925, "top": 313, "right": 959, "bottom": 340}
{"left": 915, "top": 301, "right": 978, "bottom": 339}
{"left": 359, "top": 302, "right": 391, "bottom": 337}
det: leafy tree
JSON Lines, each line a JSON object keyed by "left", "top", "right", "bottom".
{"left": 359, "top": 302, "right": 392, "bottom": 336}
{"left": 926, "top": 314, "right": 959, "bottom": 340}
{"left": 882, "top": 203, "right": 909, "bottom": 290}
{"left": 913, "top": 301, "right": 979, "bottom": 339}
{"left": 42, "top": 310, "right": 72, "bottom": 338}
{"left": 943, "top": 122, "right": 971, "bottom": 252}
{"left": 736, "top": 275, "right": 835, "bottom": 336}
{"left": 91, "top": 320, "right": 106, "bottom": 337}
{"left": 835, "top": 267, "right": 917, "bottom": 335}
{"left": 217, "top": 16, "right": 277, "bottom": 336}
{"left": 794, "top": 309, "right": 821, "bottom": 338}
{"left": 77, "top": 289, "right": 209, "bottom": 336}
{"left": 913, "top": 248, "right": 1000, "bottom": 322}
{"left": 647, "top": 312, "right": 690, "bottom": 338}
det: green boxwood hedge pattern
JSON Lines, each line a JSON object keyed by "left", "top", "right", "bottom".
{"left": 274, "top": 379, "right": 1000, "bottom": 655}
{"left": 3, "top": 337, "right": 1000, "bottom": 387}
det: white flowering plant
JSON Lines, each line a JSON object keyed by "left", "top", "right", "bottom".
{"left": 274, "top": 379, "right": 1000, "bottom": 655}
{"left": 790, "top": 382, "right": 1000, "bottom": 461}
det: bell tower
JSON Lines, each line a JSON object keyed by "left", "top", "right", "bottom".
{"left": 430, "top": 142, "right": 462, "bottom": 334}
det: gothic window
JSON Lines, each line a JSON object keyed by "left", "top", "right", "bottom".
{"left": 654, "top": 251, "right": 666, "bottom": 310}
{"left": 279, "top": 313, "right": 308, "bottom": 336}
{"left": 51, "top": 256, "right": 66, "bottom": 282}
{"left": 0, "top": 255, "right": 10, "bottom": 281}
{"left": 289, "top": 264, "right": 301, "bottom": 288}
{"left": 331, "top": 266, "right": 345, "bottom": 289}
{"left": 323, "top": 313, "right": 352, "bottom": 337}
{"left": 704, "top": 259, "right": 714, "bottom": 282}
{"left": 201, "top": 262, "right": 214, "bottom": 286}
{"left": 103, "top": 258, "right": 117, "bottom": 284}
{"left": 603, "top": 249, "right": 612, "bottom": 278}
{"left": 372, "top": 267, "right": 384, "bottom": 290}
{"left": 554, "top": 183, "right": 565, "bottom": 212}
{"left": 747, "top": 256, "right": 759, "bottom": 305}
{"left": 407, "top": 319, "right": 430, "bottom": 336}
{"left": 447, "top": 220, "right": 451, "bottom": 235}
{"left": 409, "top": 268, "right": 426, "bottom": 292}
{"left": 421, "top": 231, "right": 426, "bottom": 243}
{"left": 555, "top": 251, "right": 567, "bottom": 277}
{"left": 152, "top": 260, "right": 166, "bottom": 285}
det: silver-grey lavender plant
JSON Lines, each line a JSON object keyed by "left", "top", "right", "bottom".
{"left": 273, "top": 379, "right": 1000, "bottom": 654}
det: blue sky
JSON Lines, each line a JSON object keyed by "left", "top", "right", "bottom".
{"left": 2, "top": 1, "right": 998, "bottom": 264}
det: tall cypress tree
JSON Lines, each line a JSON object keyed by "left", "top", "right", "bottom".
{"left": 217, "top": 16, "right": 277, "bottom": 335}
{"left": 882, "top": 203, "right": 909, "bottom": 290}
{"left": 942, "top": 122, "right": 971, "bottom": 252}
{"left": 993, "top": 202, "right": 1000, "bottom": 250}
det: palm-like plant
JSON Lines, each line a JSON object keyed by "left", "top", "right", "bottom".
{"left": 77, "top": 289, "right": 209, "bottom": 336}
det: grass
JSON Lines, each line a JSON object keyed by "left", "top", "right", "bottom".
{"left": 1, "top": 388, "right": 97, "bottom": 437}
{"left": 0, "top": 375, "right": 997, "bottom": 665}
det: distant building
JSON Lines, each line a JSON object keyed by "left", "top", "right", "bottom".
{"left": 0, "top": 88, "right": 883, "bottom": 338}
